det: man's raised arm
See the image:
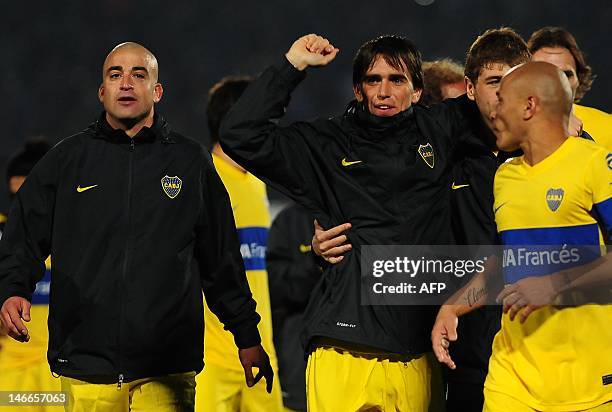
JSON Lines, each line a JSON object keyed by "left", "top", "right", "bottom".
{"left": 219, "top": 34, "right": 338, "bottom": 204}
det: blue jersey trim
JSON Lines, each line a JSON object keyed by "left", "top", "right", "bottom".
{"left": 31, "top": 269, "right": 51, "bottom": 305}
{"left": 501, "top": 244, "right": 601, "bottom": 283}
{"left": 500, "top": 224, "right": 602, "bottom": 283}
{"left": 500, "top": 223, "right": 600, "bottom": 246}
{"left": 594, "top": 197, "right": 612, "bottom": 239}
{"left": 237, "top": 227, "right": 268, "bottom": 271}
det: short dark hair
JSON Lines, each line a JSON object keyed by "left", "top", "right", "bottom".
{"left": 465, "top": 27, "right": 531, "bottom": 83}
{"left": 206, "top": 76, "right": 253, "bottom": 146}
{"left": 6, "top": 136, "right": 52, "bottom": 181}
{"left": 421, "top": 59, "right": 465, "bottom": 106}
{"left": 527, "top": 27, "right": 594, "bottom": 102}
{"left": 352, "top": 35, "right": 423, "bottom": 91}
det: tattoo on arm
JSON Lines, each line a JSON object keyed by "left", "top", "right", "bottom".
{"left": 463, "top": 285, "right": 487, "bottom": 307}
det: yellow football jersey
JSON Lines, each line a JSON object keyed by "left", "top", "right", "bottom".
{"left": 203, "top": 154, "right": 277, "bottom": 372}
{"left": 0, "top": 257, "right": 51, "bottom": 371}
{"left": 575, "top": 104, "right": 612, "bottom": 151}
{"left": 488, "top": 138, "right": 612, "bottom": 411}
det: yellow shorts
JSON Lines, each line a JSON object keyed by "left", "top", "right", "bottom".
{"left": 60, "top": 372, "right": 196, "bottom": 412}
{"left": 484, "top": 388, "right": 612, "bottom": 412}
{"left": 306, "top": 346, "right": 433, "bottom": 412}
{"left": 195, "top": 362, "right": 283, "bottom": 412}
{"left": 0, "top": 361, "right": 62, "bottom": 412}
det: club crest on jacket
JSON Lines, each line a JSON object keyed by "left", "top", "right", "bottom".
{"left": 418, "top": 143, "right": 435, "bottom": 168}
{"left": 161, "top": 175, "right": 182, "bottom": 199}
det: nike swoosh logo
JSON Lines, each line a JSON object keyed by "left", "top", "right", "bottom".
{"left": 451, "top": 182, "right": 470, "bottom": 190}
{"left": 76, "top": 185, "right": 98, "bottom": 193}
{"left": 341, "top": 158, "right": 362, "bottom": 167}
{"left": 494, "top": 201, "right": 508, "bottom": 214}
{"left": 299, "top": 244, "right": 312, "bottom": 253}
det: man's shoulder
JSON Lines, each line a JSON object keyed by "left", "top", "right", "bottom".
{"left": 166, "top": 131, "right": 207, "bottom": 153}
{"left": 572, "top": 138, "right": 611, "bottom": 178}
{"left": 569, "top": 135, "right": 608, "bottom": 157}
{"left": 46, "top": 128, "right": 94, "bottom": 156}
{"left": 414, "top": 94, "right": 475, "bottom": 118}
{"left": 495, "top": 157, "right": 522, "bottom": 177}
{"left": 301, "top": 114, "right": 345, "bottom": 135}
{"left": 574, "top": 104, "right": 611, "bottom": 121}
{"left": 413, "top": 95, "right": 478, "bottom": 141}
{"left": 279, "top": 114, "right": 348, "bottom": 151}
{"left": 169, "top": 133, "right": 215, "bottom": 172}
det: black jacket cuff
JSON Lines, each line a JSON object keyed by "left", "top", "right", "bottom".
{"left": 231, "top": 322, "right": 262, "bottom": 349}
{"left": 274, "top": 57, "right": 307, "bottom": 88}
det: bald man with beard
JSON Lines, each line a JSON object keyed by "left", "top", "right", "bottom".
{"left": 0, "top": 42, "right": 273, "bottom": 411}
{"left": 433, "top": 62, "right": 612, "bottom": 411}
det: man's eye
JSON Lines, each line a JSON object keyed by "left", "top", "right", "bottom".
{"left": 109, "top": 73, "right": 121, "bottom": 79}
{"left": 365, "top": 77, "right": 380, "bottom": 85}
{"left": 133, "top": 73, "right": 145, "bottom": 79}
{"left": 564, "top": 71, "right": 575, "bottom": 79}
{"left": 392, "top": 78, "right": 405, "bottom": 84}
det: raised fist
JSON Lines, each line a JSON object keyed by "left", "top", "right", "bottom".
{"left": 285, "top": 34, "right": 339, "bottom": 71}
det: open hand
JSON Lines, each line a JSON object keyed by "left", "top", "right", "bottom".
{"left": 431, "top": 305, "right": 458, "bottom": 369}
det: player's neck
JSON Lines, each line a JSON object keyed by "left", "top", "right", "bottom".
{"left": 106, "top": 109, "right": 155, "bottom": 138}
{"left": 521, "top": 123, "right": 567, "bottom": 166}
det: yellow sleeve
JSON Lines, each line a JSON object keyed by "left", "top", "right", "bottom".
{"left": 586, "top": 148, "right": 612, "bottom": 236}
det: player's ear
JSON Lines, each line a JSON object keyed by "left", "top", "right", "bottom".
{"left": 411, "top": 88, "right": 422, "bottom": 104}
{"left": 153, "top": 83, "right": 163, "bottom": 103}
{"left": 353, "top": 84, "right": 364, "bottom": 102}
{"left": 465, "top": 76, "right": 476, "bottom": 101}
{"left": 523, "top": 96, "right": 536, "bottom": 120}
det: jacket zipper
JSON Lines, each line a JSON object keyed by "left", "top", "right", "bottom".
{"left": 118, "top": 138, "right": 135, "bottom": 389}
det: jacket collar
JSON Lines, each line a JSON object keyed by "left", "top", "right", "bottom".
{"left": 93, "top": 112, "right": 174, "bottom": 144}
{"left": 343, "top": 100, "right": 416, "bottom": 140}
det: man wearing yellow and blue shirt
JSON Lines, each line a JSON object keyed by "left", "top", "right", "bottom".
{"left": 487, "top": 62, "right": 612, "bottom": 411}
{"left": 195, "top": 76, "right": 283, "bottom": 412}
{"left": 433, "top": 62, "right": 612, "bottom": 411}
{"left": 0, "top": 138, "right": 60, "bottom": 412}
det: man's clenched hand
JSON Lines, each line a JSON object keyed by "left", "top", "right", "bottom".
{"left": 285, "top": 34, "right": 339, "bottom": 71}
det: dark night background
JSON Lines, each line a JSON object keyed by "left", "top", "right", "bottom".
{"left": 1, "top": 0, "right": 610, "bottom": 210}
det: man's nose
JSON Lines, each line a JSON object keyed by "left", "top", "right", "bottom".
{"left": 489, "top": 109, "right": 497, "bottom": 122}
{"left": 120, "top": 76, "right": 134, "bottom": 90}
{"left": 377, "top": 80, "right": 391, "bottom": 98}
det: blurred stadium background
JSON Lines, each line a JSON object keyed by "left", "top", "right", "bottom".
{"left": 1, "top": 0, "right": 610, "bottom": 212}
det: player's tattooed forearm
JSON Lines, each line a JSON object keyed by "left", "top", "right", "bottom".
{"left": 464, "top": 285, "right": 487, "bottom": 307}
